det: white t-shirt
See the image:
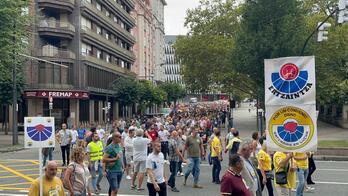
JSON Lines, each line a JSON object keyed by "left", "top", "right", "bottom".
{"left": 133, "top": 137, "right": 151, "bottom": 161}
{"left": 124, "top": 136, "right": 134, "bottom": 156}
{"left": 97, "top": 129, "right": 105, "bottom": 140}
{"left": 71, "top": 130, "right": 78, "bottom": 143}
{"left": 146, "top": 152, "right": 165, "bottom": 184}
{"left": 58, "top": 129, "right": 72, "bottom": 146}
{"left": 158, "top": 130, "right": 169, "bottom": 142}
{"left": 121, "top": 131, "right": 128, "bottom": 140}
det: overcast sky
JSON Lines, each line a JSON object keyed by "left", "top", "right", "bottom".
{"left": 164, "top": 0, "right": 201, "bottom": 35}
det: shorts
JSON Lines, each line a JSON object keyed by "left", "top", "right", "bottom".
{"left": 106, "top": 171, "right": 123, "bottom": 191}
{"left": 134, "top": 161, "right": 146, "bottom": 173}
{"left": 125, "top": 154, "right": 133, "bottom": 165}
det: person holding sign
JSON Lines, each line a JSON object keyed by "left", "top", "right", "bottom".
{"left": 28, "top": 161, "right": 65, "bottom": 196}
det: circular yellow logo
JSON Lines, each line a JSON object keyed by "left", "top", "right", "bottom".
{"left": 268, "top": 106, "right": 314, "bottom": 150}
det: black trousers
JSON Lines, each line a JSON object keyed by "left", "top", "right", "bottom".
{"left": 147, "top": 182, "right": 167, "bottom": 196}
{"left": 257, "top": 169, "right": 274, "bottom": 196}
{"left": 307, "top": 156, "right": 316, "bottom": 183}
{"left": 60, "top": 144, "right": 70, "bottom": 165}
{"left": 161, "top": 141, "right": 169, "bottom": 160}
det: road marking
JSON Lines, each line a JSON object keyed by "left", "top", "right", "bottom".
{"left": 315, "top": 181, "right": 348, "bottom": 185}
{"left": 0, "top": 194, "right": 142, "bottom": 196}
{"left": 26, "top": 160, "right": 39, "bottom": 165}
{"left": 317, "top": 169, "right": 348, "bottom": 172}
{"left": 0, "top": 168, "right": 38, "bottom": 173}
{"left": 0, "top": 182, "right": 32, "bottom": 187}
{"left": 0, "top": 173, "right": 39, "bottom": 179}
{"left": 0, "top": 163, "right": 35, "bottom": 182}
{"left": 3, "top": 164, "right": 36, "bottom": 167}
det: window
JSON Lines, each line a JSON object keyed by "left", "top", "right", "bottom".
{"left": 106, "top": 10, "right": 110, "bottom": 17}
{"left": 96, "top": 2, "right": 101, "bottom": 11}
{"left": 81, "top": 17, "right": 91, "bottom": 30}
{"left": 97, "top": 26, "right": 102, "bottom": 35}
{"left": 105, "top": 32, "right": 110, "bottom": 40}
{"left": 121, "top": 22, "right": 125, "bottom": 29}
{"left": 81, "top": 43, "right": 92, "bottom": 56}
{"left": 97, "top": 49, "right": 102, "bottom": 59}
{"left": 113, "top": 16, "right": 118, "bottom": 23}
{"left": 121, "top": 60, "right": 125, "bottom": 68}
{"left": 106, "top": 54, "right": 111, "bottom": 63}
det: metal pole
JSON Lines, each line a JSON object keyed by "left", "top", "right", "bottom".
{"left": 12, "top": 21, "right": 18, "bottom": 146}
{"left": 39, "top": 148, "right": 43, "bottom": 196}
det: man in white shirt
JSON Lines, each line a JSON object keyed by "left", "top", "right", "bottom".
{"left": 158, "top": 125, "right": 170, "bottom": 162}
{"left": 96, "top": 125, "right": 106, "bottom": 145}
{"left": 146, "top": 141, "right": 167, "bottom": 196}
{"left": 124, "top": 128, "right": 135, "bottom": 180}
{"left": 56, "top": 123, "right": 72, "bottom": 166}
{"left": 132, "top": 129, "right": 151, "bottom": 191}
{"left": 70, "top": 125, "right": 78, "bottom": 149}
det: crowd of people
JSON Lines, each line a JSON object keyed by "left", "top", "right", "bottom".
{"left": 28, "top": 107, "right": 317, "bottom": 196}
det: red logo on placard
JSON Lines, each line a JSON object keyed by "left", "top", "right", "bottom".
{"left": 280, "top": 63, "right": 299, "bottom": 81}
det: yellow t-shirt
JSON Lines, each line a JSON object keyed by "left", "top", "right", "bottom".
{"left": 211, "top": 136, "right": 221, "bottom": 157}
{"left": 28, "top": 176, "right": 65, "bottom": 196}
{"left": 257, "top": 149, "right": 272, "bottom": 171}
{"left": 294, "top": 152, "right": 308, "bottom": 169}
{"left": 273, "top": 152, "right": 296, "bottom": 189}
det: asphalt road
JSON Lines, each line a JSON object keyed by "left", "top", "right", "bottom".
{"left": 0, "top": 107, "right": 347, "bottom": 195}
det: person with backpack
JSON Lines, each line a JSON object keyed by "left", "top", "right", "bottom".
{"left": 64, "top": 147, "right": 91, "bottom": 196}
{"left": 86, "top": 132, "right": 104, "bottom": 194}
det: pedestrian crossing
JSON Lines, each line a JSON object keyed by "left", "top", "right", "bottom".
{"left": 0, "top": 192, "right": 145, "bottom": 196}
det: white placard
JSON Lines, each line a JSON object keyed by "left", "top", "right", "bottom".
{"left": 264, "top": 56, "right": 316, "bottom": 105}
{"left": 265, "top": 105, "right": 317, "bottom": 152}
{"left": 24, "top": 117, "right": 55, "bottom": 148}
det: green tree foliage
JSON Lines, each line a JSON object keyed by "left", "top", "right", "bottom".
{"left": 234, "top": 0, "right": 307, "bottom": 101}
{"left": 159, "top": 83, "right": 186, "bottom": 105}
{"left": 111, "top": 77, "right": 140, "bottom": 106}
{"left": 138, "top": 80, "right": 166, "bottom": 113}
{"left": 0, "top": 0, "right": 29, "bottom": 105}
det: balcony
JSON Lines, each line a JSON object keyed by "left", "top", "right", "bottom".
{"left": 81, "top": 28, "right": 135, "bottom": 62}
{"left": 104, "top": 0, "right": 135, "bottom": 26}
{"left": 81, "top": 55, "right": 135, "bottom": 77}
{"left": 38, "top": 20, "right": 75, "bottom": 39}
{"left": 37, "top": 0, "right": 75, "bottom": 12}
{"left": 37, "top": 46, "right": 76, "bottom": 63}
{"left": 81, "top": 0, "right": 136, "bottom": 44}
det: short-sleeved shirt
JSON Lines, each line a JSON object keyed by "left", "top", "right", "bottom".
{"left": 185, "top": 136, "right": 202, "bottom": 158}
{"left": 168, "top": 138, "right": 179, "bottom": 162}
{"left": 294, "top": 152, "right": 308, "bottom": 170}
{"left": 71, "top": 130, "right": 78, "bottom": 143}
{"left": 211, "top": 136, "right": 221, "bottom": 157}
{"left": 28, "top": 176, "right": 64, "bottom": 196}
{"left": 77, "top": 128, "right": 86, "bottom": 140}
{"left": 148, "top": 130, "right": 158, "bottom": 141}
{"left": 68, "top": 162, "right": 90, "bottom": 194}
{"left": 273, "top": 151, "right": 296, "bottom": 188}
{"left": 220, "top": 169, "right": 251, "bottom": 196}
{"left": 133, "top": 137, "right": 151, "bottom": 161}
{"left": 104, "top": 143, "right": 123, "bottom": 172}
{"left": 124, "top": 136, "right": 134, "bottom": 156}
{"left": 58, "top": 129, "right": 72, "bottom": 146}
{"left": 257, "top": 149, "right": 272, "bottom": 171}
{"left": 146, "top": 152, "right": 165, "bottom": 184}
{"left": 158, "top": 130, "right": 169, "bottom": 142}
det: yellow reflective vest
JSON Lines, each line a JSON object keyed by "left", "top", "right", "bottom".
{"left": 89, "top": 141, "right": 103, "bottom": 161}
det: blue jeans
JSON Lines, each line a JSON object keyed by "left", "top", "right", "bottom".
{"left": 90, "top": 161, "right": 103, "bottom": 191}
{"left": 168, "top": 161, "right": 178, "bottom": 188}
{"left": 185, "top": 157, "right": 200, "bottom": 185}
{"left": 212, "top": 157, "right": 221, "bottom": 183}
{"left": 106, "top": 171, "right": 123, "bottom": 191}
{"left": 296, "top": 168, "right": 308, "bottom": 196}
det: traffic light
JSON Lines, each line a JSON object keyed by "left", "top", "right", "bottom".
{"left": 317, "top": 22, "right": 331, "bottom": 42}
{"left": 338, "top": 0, "right": 348, "bottom": 24}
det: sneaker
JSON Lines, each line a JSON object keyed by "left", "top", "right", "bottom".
{"left": 182, "top": 162, "right": 187, "bottom": 166}
{"left": 179, "top": 172, "right": 184, "bottom": 176}
{"left": 305, "top": 187, "right": 315, "bottom": 193}
{"left": 171, "top": 187, "right": 180, "bottom": 192}
{"left": 307, "top": 181, "right": 315, "bottom": 185}
{"left": 126, "top": 175, "right": 132, "bottom": 180}
{"left": 291, "top": 188, "right": 296, "bottom": 192}
{"left": 130, "top": 185, "right": 137, "bottom": 190}
{"left": 193, "top": 184, "right": 203, "bottom": 189}
{"left": 97, "top": 184, "right": 101, "bottom": 191}
{"left": 94, "top": 190, "right": 100, "bottom": 195}
{"left": 215, "top": 181, "right": 221, "bottom": 184}
{"left": 137, "top": 188, "right": 145, "bottom": 192}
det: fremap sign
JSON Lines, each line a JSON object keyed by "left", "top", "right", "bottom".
{"left": 24, "top": 90, "right": 89, "bottom": 99}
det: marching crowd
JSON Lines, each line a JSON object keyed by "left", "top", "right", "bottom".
{"left": 28, "top": 108, "right": 317, "bottom": 196}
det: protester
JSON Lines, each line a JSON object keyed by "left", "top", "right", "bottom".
{"left": 77, "top": 124, "right": 87, "bottom": 141}
{"left": 239, "top": 142, "right": 262, "bottom": 196}
{"left": 273, "top": 152, "right": 296, "bottom": 196}
{"left": 71, "top": 125, "right": 78, "bottom": 149}
{"left": 294, "top": 152, "right": 312, "bottom": 196}
{"left": 257, "top": 144, "right": 274, "bottom": 196}
{"left": 225, "top": 130, "right": 242, "bottom": 156}
{"left": 251, "top": 132, "right": 262, "bottom": 166}
{"left": 176, "top": 129, "right": 186, "bottom": 176}
{"left": 103, "top": 132, "right": 124, "bottom": 196}
{"left": 56, "top": 123, "right": 72, "bottom": 166}
{"left": 146, "top": 141, "right": 167, "bottom": 196}
{"left": 96, "top": 125, "right": 106, "bottom": 145}
{"left": 158, "top": 125, "right": 170, "bottom": 161}
{"left": 64, "top": 147, "right": 91, "bottom": 196}
{"left": 211, "top": 128, "right": 222, "bottom": 184}
{"left": 124, "top": 128, "right": 135, "bottom": 180}
{"left": 42, "top": 147, "right": 54, "bottom": 166}
{"left": 132, "top": 128, "right": 151, "bottom": 191}
{"left": 28, "top": 161, "right": 64, "bottom": 196}
{"left": 220, "top": 154, "right": 251, "bottom": 196}
{"left": 183, "top": 126, "right": 204, "bottom": 188}
{"left": 225, "top": 128, "right": 236, "bottom": 147}
{"left": 86, "top": 132, "right": 104, "bottom": 194}
{"left": 307, "top": 152, "right": 316, "bottom": 185}
{"left": 168, "top": 130, "right": 186, "bottom": 192}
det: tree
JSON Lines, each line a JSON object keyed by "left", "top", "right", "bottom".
{"left": 110, "top": 77, "right": 140, "bottom": 107}
{"left": 233, "top": 0, "right": 308, "bottom": 102}
{"left": 137, "top": 80, "right": 166, "bottom": 113}
{"left": 159, "top": 83, "right": 186, "bottom": 105}
{"left": 0, "top": 0, "right": 29, "bottom": 106}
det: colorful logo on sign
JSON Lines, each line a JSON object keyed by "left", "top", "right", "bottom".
{"left": 268, "top": 106, "right": 314, "bottom": 150}
{"left": 268, "top": 63, "right": 313, "bottom": 99}
{"left": 26, "top": 124, "right": 53, "bottom": 141}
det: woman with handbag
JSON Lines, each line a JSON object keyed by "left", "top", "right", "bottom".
{"left": 273, "top": 152, "right": 296, "bottom": 196}
{"left": 257, "top": 144, "right": 274, "bottom": 196}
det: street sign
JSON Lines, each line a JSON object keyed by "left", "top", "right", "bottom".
{"left": 24, "top": 117, "right": 55, "bottom": 148}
